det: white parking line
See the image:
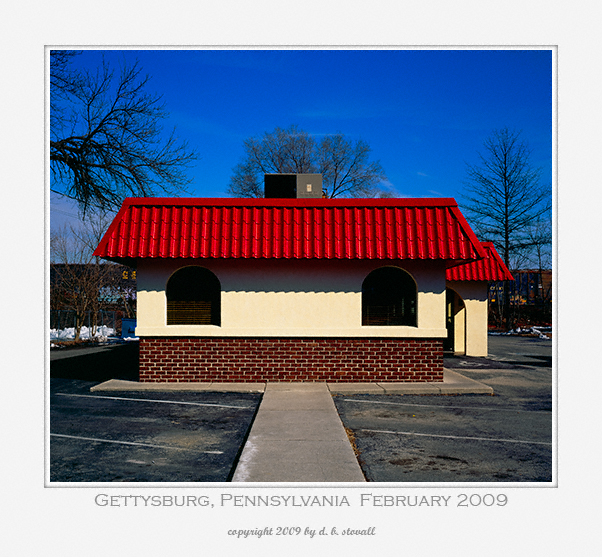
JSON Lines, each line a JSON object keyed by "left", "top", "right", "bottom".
{"left": 343, "top": 398, "right": 551, "bottom": 413}
{"left": 359, "top": 428, "right": 552, "bottom": 446}
{"left": 50, "top": 433, "right": 224, "bottom": 453}
{"left": 55, "top": 392, "right": 252, "bottom": 409}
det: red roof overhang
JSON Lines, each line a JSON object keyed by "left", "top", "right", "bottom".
{"left": 446, "top": 242, "right": 514, "bottom": 281}
{"left": 93, "top": 197, "right": 487, "bottom": 264}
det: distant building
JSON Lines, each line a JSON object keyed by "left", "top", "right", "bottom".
{"left": 50, "top": 263, "right": 137, "bottom": 333}
{"left": 489, "top": 269, "right": 552, "bottom": 306}
{"left": 50, "top": 263, "right": 137, "bottom": 309}
{"left": 487, "top": 268, "right": 552, "bottom": 328}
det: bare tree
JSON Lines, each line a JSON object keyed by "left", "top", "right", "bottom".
{"left": 526, "top": 214, "right": 553, "bottom": 272}
{"left": 525, "top": 214, "right": 553, "bottom": 316}
{"left": 461, "top": 127, "right": 551, "bottom": 329}
{"left": 51, "top": 228, "right": 105, "bottom": 340}
{"left": 50, "top": 51, "right": 197, "bottom": 215}
{"left": 50, "top": 215, "right": 123, "bottom": 340}
{"left": 462, "top": 128, "right": 550, "bottom": 265}
{"left": 50, "top": 51, "right": 83, "bottom": 116}
{"left": 228, "top": 125, "right": 388, "bottom": 198}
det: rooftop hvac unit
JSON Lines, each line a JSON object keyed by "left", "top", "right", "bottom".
{"left": 264, "top": 173, "right": 323, "bottom": 199}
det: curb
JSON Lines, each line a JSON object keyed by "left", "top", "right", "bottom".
{"left": 90, "top": 369, "right": 493, "bottom": 395}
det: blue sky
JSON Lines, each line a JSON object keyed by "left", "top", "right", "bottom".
{"left": 50, "top": 48, "right": 552, "bottom": 228}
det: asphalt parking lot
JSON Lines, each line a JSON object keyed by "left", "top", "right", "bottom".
{"left": 50, "top": 345, "right": 261, "bottom": 482}
{"left": 50, "top": 335, "right": 553, "bottom": 483}
{"left": 333, "top": 335, "right": 553, "bottom": 482}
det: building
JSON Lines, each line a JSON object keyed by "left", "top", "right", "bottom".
{"left": 489, "top": 269, "right": 552, "bottom": 307}
{"left": 93, "top": 175, "right": 512, "bottom": 383}
{"left": 50, "top": 262, "right": 137, "bottom": 334}
{"left": 488, "top": 268, "right": 552, "bottom": 328}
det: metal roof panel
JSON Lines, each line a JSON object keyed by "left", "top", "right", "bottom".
{"left": 94, "top": 197, "right": 487, "bottom": 262}
{"left": 446, "top": 242, "right": 514, "bottom": 281}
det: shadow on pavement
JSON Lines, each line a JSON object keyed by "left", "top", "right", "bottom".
{"left": 50, "top": 342, "right": 139, "bottom": 382}
{"left": 443, "top": 354, "right": 517, "bottom": 369}
{"left": 444, "top": 353, "right": 552, "bottom": 370}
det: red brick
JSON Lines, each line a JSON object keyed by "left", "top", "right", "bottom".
{"left": 138, "top": 337, "right": 443, "bottom": 383}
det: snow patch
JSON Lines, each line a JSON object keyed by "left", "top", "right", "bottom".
{"left": 50, "top": 325, "right": 116, "bottom": 341}
{"left": 489, "top": 326, "right": 552, "bottom": 339}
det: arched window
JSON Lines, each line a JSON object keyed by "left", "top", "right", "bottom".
{"left": 362, "top": 267, "right": 417, "bottom": 326}
{"left": 166, "top": 266, "right": 221, "bottom": 326}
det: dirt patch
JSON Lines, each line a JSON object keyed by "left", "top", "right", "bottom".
{"left": 344, "top": 427, "right": 362, "bottom": 457}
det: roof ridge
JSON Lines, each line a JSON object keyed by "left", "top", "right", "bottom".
{"left": 120, "top": 196, "right": 459, "bottom": 208}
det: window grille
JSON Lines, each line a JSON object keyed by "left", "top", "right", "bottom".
{"left": 362, "top": 267, "right": 417, "bottom": 326}
{"left": 166, "top": 267, "right": 220, "bottom": 326}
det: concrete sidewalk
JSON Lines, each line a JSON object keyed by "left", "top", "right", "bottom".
{"left": 328, "top": 369, "right": 494, "bottom": 395}
{"left": 231, "top": 382, "right": 365, "bottom": 482}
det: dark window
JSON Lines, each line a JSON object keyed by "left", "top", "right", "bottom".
{"left": 362, "top": 267, "right": 417, "bottom": 326}
{"left": 166, "top": 267, "right": 221, "bottom": 325}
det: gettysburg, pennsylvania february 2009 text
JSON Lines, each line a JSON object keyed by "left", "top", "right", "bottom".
{"left": 94, "top": 493, "right": 508, "bottom": 508}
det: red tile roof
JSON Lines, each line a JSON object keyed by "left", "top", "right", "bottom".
{"left": 446, "top": 242, "right": 514, "bottom": 281}
{"left": 94, "top": 197, "right": 487, "bottom": 263}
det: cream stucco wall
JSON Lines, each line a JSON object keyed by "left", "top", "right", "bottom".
{"left": 135, "top": 258, "right": 448, "bottom": 338}
{"left": 453, "top": 296, "right": 466, "bottom": 354}
{"left": 447, "top": 281, "right": 489, "bottom": 357}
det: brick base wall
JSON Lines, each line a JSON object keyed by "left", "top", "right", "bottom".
{"left": 139, "top": 337, "right": 443, "bottom": 383}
